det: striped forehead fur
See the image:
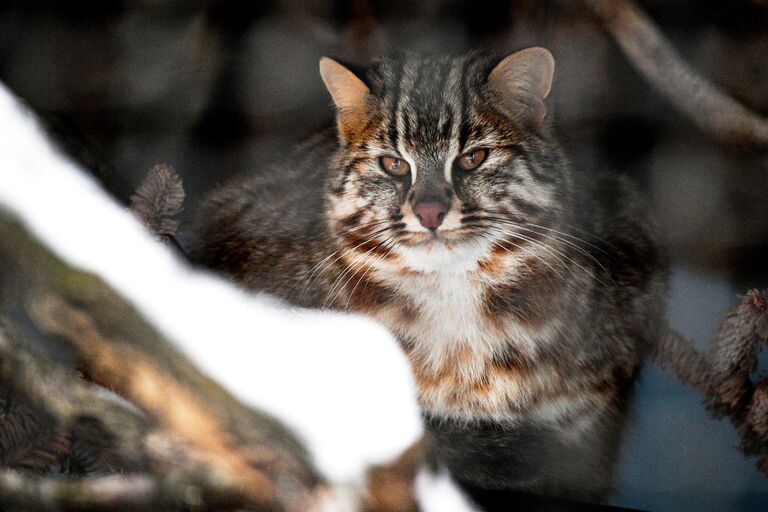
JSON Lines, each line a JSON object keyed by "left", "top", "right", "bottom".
{"left": 326, "top": 55, "right": 568, "bottom": 280}
{"left": 365, "top": 53, "right": 494, "bottom": 151}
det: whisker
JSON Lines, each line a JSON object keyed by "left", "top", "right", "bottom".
{"left": 296, "top": 219, "right": 396, "bottom": 297}
{"left": 326, "top": 239, "right": 387, "bottom": 307}
{"left": 344, "top": 236, "right": 399, "bottom": 311}
{"left": 521, "top": 221, "right": 611, "bottom": 255}
{"left": 503, "top": 228, "right": 606, "bottom": 287}
{"left": 481, "top": 207, "right": 616, "bottom": 251}
{"left": 296, "top": 247, "right": 340, "bottom": 297}
{"left": 325, "top": 234, "right": 398, "bottom": 309}
{"left": 322, "top": 227, "right": 400, "bottom": 307}
{"left": 471, "top": 213, "right": 611, "bottom": 287}
{"left": 484, "top": 236, "right": 535, "bottom": 276}
{"left": 474, "top": 214, "right": 613, "bottom": 282}
{"left": 516, "top": 225, "right": 614, "bottom": 283}
{"left": 483, "top": 227, "right": 567, "bottom": 283}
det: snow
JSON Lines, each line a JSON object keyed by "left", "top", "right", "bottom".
{"left": 0, "top": 82, "right": 422, "bottom": 484}
{"left": 414, "top": 468, "right": 480, "bottom": 512}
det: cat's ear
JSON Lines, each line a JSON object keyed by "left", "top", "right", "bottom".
{"left": 488, "top": 47, "right": 555, "bottom": 131}
{"left": 319, "top": 57, "right": 370, "bottom": 143}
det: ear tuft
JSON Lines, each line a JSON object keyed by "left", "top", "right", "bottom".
{"left": 488, "top": 47, "right": 555, "bottom": 130}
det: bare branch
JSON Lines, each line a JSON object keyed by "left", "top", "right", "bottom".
{"left": 653, "top": 289, "right": 768, "bottom": 475}
{"left": 748, "top": 375, "right": 768, "bottom": 445}
{"left": 653, "top": 327, "right": 711, "bottom": 394}
{"left": 581, "top": 0, "right": 768, "bottom": 150}
{"left": 707, "top": 289, "right": 768, "bottom": 415}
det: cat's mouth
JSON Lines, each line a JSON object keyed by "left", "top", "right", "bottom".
{"left": 399, "top": 229, "right": 473, "bottom": 247}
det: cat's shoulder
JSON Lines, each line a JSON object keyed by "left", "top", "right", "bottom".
{"left": 200, "top": 130, "right": 336, "bottom": 215}
{"left": 581, "top": 172, "right": 657, "bottom": 238}
{"left": 190, "top": 129, "right": 338, "bottom": 267}
{"left": 582, "top": 172, "right": 669, "bottom": 291}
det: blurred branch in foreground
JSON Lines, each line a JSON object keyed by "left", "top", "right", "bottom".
{"left": 581, "top": 0, "right": 768, "bottom": 150}
{"left": 0, "top": 81, "right": 431, "bottom": 511}
{"left": 0, "top": 211, "right": 322, "bottom": 512}
{"left": 655, "top": 289, "right": 768, "bottom": 474}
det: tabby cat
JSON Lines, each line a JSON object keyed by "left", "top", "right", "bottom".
{"left": 191, "top": 48, "right": 668, "bottom": 507}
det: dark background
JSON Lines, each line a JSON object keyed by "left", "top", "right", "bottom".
{"left": 1, "top": 1, "right": 767, "bottom": 510}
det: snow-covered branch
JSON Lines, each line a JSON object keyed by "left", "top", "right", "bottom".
{"left": 0, "top": 83, "right": 435, "bottom": 511}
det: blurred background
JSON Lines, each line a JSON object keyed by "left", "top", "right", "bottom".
{"left": 0, "top": 0, "right": 766, "bottom": 510}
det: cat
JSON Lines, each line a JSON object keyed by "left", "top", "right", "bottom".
{"left": 190, "top": 47, "right": 669, "bottom": 507}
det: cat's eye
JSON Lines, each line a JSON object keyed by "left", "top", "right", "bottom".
{"left": 380, "top": 156, "right": 410, "bottom": 177}
{"left": 457, "top": 148, "right": 488, "bottom": 171}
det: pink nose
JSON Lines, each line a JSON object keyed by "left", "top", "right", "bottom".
{"left": 413, "top": 202, "right": 447, "bottom": 230}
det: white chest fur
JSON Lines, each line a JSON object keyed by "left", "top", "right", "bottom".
{"left": 387, "top": 270, "right": 497, "bottom": 372}
{"left": 368, "top": 240, "right": 563, "bottom": 422}
{"left": 379, "top": 240, "right": 542, "bottom": 363}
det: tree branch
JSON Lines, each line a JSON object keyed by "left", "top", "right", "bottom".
{"left": 0, "top": 470, "right": 249, "bottom": 511}
{"left": 0, "top": 210, "right": 324, "bottom": 511}
{"left": 653, "top": 289, "right": 768, "bottom": 474}
{"left": 581, "top": 0, "right": 768, "bottom": 150}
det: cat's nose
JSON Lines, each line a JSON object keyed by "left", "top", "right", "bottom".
{"left": 413, "top": 202, "right": 447, "bottom": 230}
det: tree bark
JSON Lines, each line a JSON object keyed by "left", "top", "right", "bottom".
{"left": 0, "top": 209, "right": 323, "bottom": 511}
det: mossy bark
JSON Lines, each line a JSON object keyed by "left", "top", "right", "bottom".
{"left": 0, "top": 210, "right": 321, "bottom": 511}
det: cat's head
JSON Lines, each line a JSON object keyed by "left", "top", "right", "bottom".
{"left": 320, "top": 49, "right": 571, "bottom": 273}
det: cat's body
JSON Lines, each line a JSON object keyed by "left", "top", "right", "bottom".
{"left": 191, "top": 49, "right": 668, "bottom": 506}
